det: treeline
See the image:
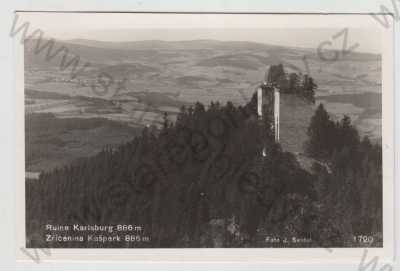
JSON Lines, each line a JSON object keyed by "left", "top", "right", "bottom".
{"left": 26, "top": 94, "right": 317, "bottom": 248}
{"left": 305, "top": 104, "right": 382, "bottom": 246}
{"left": 25, "top": 92, "right": 382, "bottom": 248}
{"left": 267, "top": 64, "right": 316, "bottom": 103}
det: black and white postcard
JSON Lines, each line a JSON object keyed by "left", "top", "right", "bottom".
{"left": 15, "top": 12, "right": 395, "bottom": 262}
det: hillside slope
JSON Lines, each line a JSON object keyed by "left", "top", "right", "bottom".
{"left": 26, "top": 96, "right": 317, "bottom": 248}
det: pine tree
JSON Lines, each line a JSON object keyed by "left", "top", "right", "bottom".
{"left": 288, "top": 73, "right": 300, "bottom": 94}
{"left": 305, "top": 103, "right": 335, "bottom": 160}
{"left": 302, "top": 75, "right": 317, "bottom": 104}
{"left": 162, "top": 112, "right": 169, "bottom": 130}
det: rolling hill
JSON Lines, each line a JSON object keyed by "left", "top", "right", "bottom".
{"left": 24, "top": 38, "right": 382, "bottom": 173}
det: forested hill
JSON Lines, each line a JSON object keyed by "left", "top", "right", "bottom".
{"left": 27, "top": 61, "right": 382, "bottom": 248}
{"left": 27, "top": 92, "right": 318, "bottom": 248}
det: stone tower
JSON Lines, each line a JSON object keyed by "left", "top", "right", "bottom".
{"left": 257, "top": 82, "right": 280, "bottom": 143}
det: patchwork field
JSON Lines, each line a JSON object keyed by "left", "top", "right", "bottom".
{"left": 24, "top": 39, "right": 381, "bottom": 174}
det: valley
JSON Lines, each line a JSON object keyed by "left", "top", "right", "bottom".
{"left": 24, "top": 39, "right": 381, "bottom": 174}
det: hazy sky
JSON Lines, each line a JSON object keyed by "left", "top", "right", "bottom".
{"left": 18, "top": 13, "right": 383, "bottom": 54}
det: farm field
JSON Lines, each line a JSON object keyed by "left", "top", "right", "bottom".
{"left": 25, "top": 39, "right": 381, "bottom": 174}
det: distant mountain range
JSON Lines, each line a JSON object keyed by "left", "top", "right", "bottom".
{"left": 25, "top": 38, "right": 380, "bottom": 69}
{"left": 65, "top": 38, "right": 380, "bottom": 59}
